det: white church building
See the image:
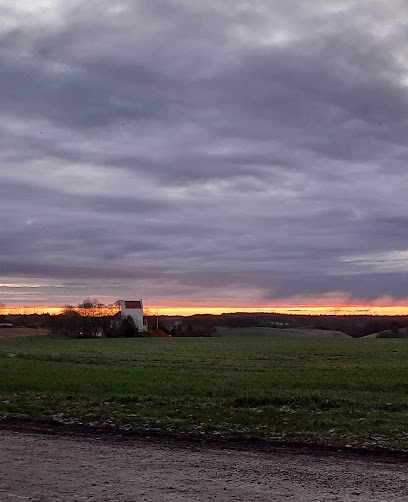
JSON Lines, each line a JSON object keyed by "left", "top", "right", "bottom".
{"left": 120, "top": 299, "right": 148, "bottom": 332}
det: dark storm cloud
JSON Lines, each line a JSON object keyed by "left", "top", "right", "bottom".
{"left": 2, "top": 0, "right": 408, "bottom": 307}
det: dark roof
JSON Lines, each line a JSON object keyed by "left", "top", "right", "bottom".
{"left": 124, "top": 301, "right": 142, "bottom": 309}
{"left": 149, "top": 330, "right": 170, "bottom": 337}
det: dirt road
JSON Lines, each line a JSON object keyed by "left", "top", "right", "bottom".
{"left": 0, "top": 429, "right": 407, "bottom": 501}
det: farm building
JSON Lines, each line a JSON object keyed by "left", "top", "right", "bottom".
{"left": 120, "top": 299, "right": 148, "bottom": 332}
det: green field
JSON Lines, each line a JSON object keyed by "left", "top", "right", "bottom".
{"left": 215, "top": 327, "right": 349, "bottom": 337}
{"left": 1, "top": 335, "right": 408, "bottom": 449}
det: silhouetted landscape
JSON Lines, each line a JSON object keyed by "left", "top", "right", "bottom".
{"left": 3, "top": 310, "right": 408, "bottom": 338}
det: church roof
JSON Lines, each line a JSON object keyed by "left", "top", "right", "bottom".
{"left": 124, "top": 300, "right": 142, "bottom": 309}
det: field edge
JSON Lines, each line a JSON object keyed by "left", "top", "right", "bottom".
{"left": 2, "top": 416, "right": 408, "bottom": 460}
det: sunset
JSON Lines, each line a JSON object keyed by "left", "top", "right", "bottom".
{"left": 2, "top": 304, "right": 408, "bottom": 317}
{"left": 1, "top": 0, "right": 408, "bottom": 311}
{"left": 3, "top": 2, "right": 408, "bottom": 498}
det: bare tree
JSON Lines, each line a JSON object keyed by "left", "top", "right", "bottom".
{"left": 103, "top": 303, "right": 121, "bottom": 317}
{"left": 77, "top": 298, "right": 118, "bottom": 317}
{"left": 77, "top": 298, "right": 95, "bottom": 317}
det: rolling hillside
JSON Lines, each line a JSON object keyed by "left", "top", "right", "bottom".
{"left": 363, "top": 327, "right": 408, "bottom": 339}
{"left": 215, "top": 327, "right": 350, "bottom": 338}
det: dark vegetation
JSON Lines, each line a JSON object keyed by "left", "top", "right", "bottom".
{"left": 162, "top": 313, "right": 408, "bottom": 338}
{"left": 2, "top": 307, "right": 408, "bottom": 338}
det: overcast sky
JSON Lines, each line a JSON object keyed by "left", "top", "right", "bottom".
{"left": 1, "top": 0, "right": 408, "bottom": 309}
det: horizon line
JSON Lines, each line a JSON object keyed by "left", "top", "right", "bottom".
{"left": 2, "top": 305, "right": 408, "bottom": 316}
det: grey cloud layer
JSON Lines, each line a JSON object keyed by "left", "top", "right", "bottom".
{"left": 1, "top": 0, "right": 408, "bottom": 306}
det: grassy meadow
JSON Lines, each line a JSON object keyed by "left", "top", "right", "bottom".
{"left": 215, "top": 326, "right": 349, "bottom": 337}
{"left": 1, "top": 335, "right": 408, "bottom": 448}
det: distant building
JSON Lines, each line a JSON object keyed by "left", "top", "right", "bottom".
{"left": 120, "top": 299, "right": 148, "bottom": 332}
{"left": 94, "top": 327, "right": 104, "bottom": 338}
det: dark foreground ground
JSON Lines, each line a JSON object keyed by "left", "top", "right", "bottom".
{"left": 1, "top": 427, "right": 408, "bottom": 501}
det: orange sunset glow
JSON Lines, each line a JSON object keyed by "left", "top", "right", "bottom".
{"left": 144, "top": 305, "right": 408, "bottom": 316}
{"left": 2, "top": 305, "right": 408, "bottom": 316}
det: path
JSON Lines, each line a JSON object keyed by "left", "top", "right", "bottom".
{"left": 0, "top": 430, "right": 407, "bottom": 501}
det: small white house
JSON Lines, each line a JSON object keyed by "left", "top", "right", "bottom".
{"left": 120, "top": 299, "right": 148, "bottom": 332}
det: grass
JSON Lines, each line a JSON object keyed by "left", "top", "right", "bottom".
{"left": 1, "top": 335, "right": 408, "bottom": 448}
{"left": 215, "top": 326, "right": 348, "bottom": 337}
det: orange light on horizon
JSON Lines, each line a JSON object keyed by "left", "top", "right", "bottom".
{"left": 0, "top": 307, "right": 63, "bottom": 315}
{"left": 147, "top": 305, "right": 408, "bottom": 316}
{"left": 1, "top": 305, "right": 408, "bottom": 316}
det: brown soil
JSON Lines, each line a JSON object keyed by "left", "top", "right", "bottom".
{"left": 1, "top": 426, "right": 408, "bottom": 501}
{"left": 0, "top": 327, "right": 49, "bottom": 339}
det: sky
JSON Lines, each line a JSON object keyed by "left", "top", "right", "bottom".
{"left": 1, "top": 0, "right": 408, "bottom": 314}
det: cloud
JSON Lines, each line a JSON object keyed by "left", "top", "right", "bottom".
{"left": 1, "top": 0, "right": 408, "bottom": 307}
{"left": 340, "top": 249, "right": 408, "bottom": 273}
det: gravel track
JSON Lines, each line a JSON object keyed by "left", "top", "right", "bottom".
{"left": 1, "top": 429, "right": 408, "bottom": 501}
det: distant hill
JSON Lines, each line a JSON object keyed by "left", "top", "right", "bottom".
{"left": 363, "top": 327, "right": 408, "bottom": 339}
{"left": 163, "top": 312, "right": 408, "bottom": 338}
{"left": 215, "top": 327, "right": 350, "bottom": 338}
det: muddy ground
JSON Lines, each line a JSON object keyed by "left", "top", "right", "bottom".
{"left": 0, "top": 427, "right": 408, "bottom": 501}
